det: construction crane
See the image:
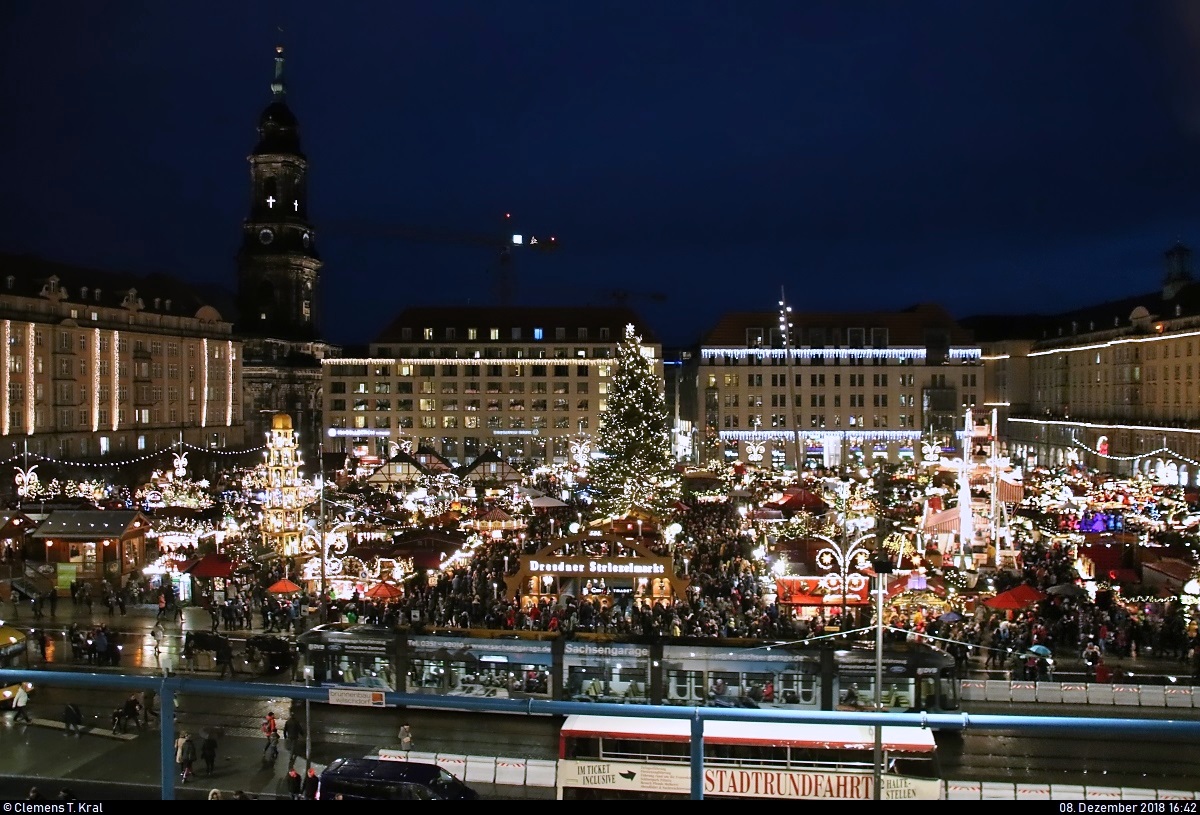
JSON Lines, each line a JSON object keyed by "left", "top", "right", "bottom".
{"left": 321, "top": 213, "right": 558, "bottom": 306}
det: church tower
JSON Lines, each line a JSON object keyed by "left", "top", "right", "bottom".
{"left": 237, "top": 46, "right": 322, "bottom": 340}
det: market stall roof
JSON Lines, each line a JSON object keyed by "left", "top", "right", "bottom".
{"left": 183, "top": 553, "right": 237, "bottom": 579}
{"left": 922, "top": 507, "right": 961, "bottom": 536}
{"left": 457, "top": 450, "right": 524, "bottom": 484}
{"left": 31, "top": 510, "right": 150, "bottom": 540}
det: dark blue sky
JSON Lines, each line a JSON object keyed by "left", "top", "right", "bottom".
{"left": 4, "top": 1, "right": 1200, "bottom": 348}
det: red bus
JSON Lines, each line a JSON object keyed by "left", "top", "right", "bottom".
{"left": 556, "top": 714, "right": 941, "bottom": 800}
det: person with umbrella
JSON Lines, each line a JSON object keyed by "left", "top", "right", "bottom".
{"left": 1028, "top": 644, "right": 1053, "bottom": 681}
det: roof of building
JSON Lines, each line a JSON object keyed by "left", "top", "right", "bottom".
{"left": 700, "top": 303, "right": 973, "bottom": 347}
{"left": 31, "top": 510, "right": 148, "bottom": 539}
{"left": 0, "top": 254, "right": 227, "bottom": 322}
{"left": 373, "top": 305, "right": 658, "bottom": 345}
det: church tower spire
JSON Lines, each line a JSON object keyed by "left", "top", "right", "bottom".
{"left": 236, "top": 44, "right": 322, "bottom": 341}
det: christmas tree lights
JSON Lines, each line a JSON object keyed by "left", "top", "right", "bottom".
{"left": 587, "top": 324, "right": 681, "bottom": 519}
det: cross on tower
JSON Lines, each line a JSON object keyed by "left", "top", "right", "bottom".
{"left": 266, "top": 195, "right": 276, "bottom": 208}
{"left": 293, "top": 199, "right": 299, "bottom": 212}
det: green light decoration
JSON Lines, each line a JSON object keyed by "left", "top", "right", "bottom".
{"left": 586, "top": 324, "right": 681, "bottom": 520}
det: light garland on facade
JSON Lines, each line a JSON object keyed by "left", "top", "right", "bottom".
{"left": 1012, "top": 417, "right": 1200, "bottom": 437}
{"left": 3, "top": 320, "right": 11, "bottom": 437}
{"left": 720, "top": 429, "right": 921, "bottom": 443}
{"left": 91, "top": 328, "right": 100, "bottom": 433}
{"left": 699, "top": 347, "right": 981, "bottom": 361}
{"left": 1027, "top": 325, "right": 1200, "bottom": 357}
{"left": 24, "top": 322, "right": 34, "bottom": 435}
{"left": 200, "top": 338, "right": 208, "bottom": 428}
{"left": 226, "top": 340, "right": 233, "bottom": 427}
{"left": 111, "top": 330, "right": 119, "bottom": 432}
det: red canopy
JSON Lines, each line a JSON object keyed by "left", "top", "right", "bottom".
{"left": 183, "top": 553, "right": 236, "bottom": 579}
{"left": 983, "top": 584, "right": 1045, "bottom": 610}
{"left": 364, "top": 581, "right": 403, "bottom": 600}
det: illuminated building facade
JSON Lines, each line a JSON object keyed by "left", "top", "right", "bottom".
{"left": 697, "top": 304, "right": 982, "bottom": 470}
{"left": 984, "top": 242, "right": 1200, "bottom": 484}
{"left": 0, "top": 256, "right": 244, "bottom": 460}
{"left": 321, "top": 306, "right": 659, "bottom": 467}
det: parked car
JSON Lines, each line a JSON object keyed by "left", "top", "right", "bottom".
{"left": 318, "top": 758, "right": 478, "bottom": 800}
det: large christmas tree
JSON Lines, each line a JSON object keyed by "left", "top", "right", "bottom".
{"left": 588, "top": 323, "right": 681, "bottom": 519}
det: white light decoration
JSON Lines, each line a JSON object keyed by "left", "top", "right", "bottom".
{"left": 1027, "top": 325, "right": 1200, "bottom": 357}
{"left": 226, "top": 340, "right": 234, "bottom": 427}
{"left": 699, "top": 346, "right": 981, "bottom": 361}
{"left": 570, "top": 435, "right": 591, "bottom": 471}
{"left": 172, "top": 451, "right": 188, "bottom": 479}
{"left": 200, "top": 338, "right": 208, "bottom": 428}
{"left": 111, "top": 330, "right": 119, "bottom": 431}
{"left": 721, "top": 429, "right": 921, "bottom": 443}
{"left": 2, "top": 320, "right": 10, "bottom": 437}
{"left": 321, "top": 357, "right": 617, "bottom": 368}
{"left": 813, "top": 531, "right": 876, "bottom": 613}
{"left": 14, "top": 464, "right": 38, "bottom": 498}
{"left": 746, "top": 440, "right": 765, "bottom": 463}
{"left": 24, "top": 322, "right": 33, "bottom": 435}
{"left": 91, "top": 328, "right": 100, "bottom": 432}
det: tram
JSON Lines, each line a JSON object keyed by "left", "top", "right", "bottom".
{"left": 296, "top": 625, "right": 960, "bottom": 717}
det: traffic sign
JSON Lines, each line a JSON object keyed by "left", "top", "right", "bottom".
{"left": 327, "top": 688, "right": 387, "bottom": 707}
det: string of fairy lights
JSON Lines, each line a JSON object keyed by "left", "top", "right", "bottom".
{"left": 1069, "top": 433, "right": 1200, "bottom": 468}
{"left": 1, "top": 442, "right": 268, "bottom": 470}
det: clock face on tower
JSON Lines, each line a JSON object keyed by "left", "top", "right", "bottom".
{"left": 259, "top": 228, "right": 275, "bottom": 245}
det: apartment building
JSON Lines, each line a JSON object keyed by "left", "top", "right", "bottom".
{"left": 697, "top": 303, "right": 982, "bottom": 471}
{"left": 322, "top": 306, "right": 659, "bottom": 467}
{"left": 0, "top": 255, "right": 245, "bottom": 461}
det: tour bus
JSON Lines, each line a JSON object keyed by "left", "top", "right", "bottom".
{"left": 555, "top": 714, "right": 942, "bottom": 800}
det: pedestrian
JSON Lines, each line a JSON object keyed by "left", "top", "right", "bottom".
{"left": 283, "top": 716, "right": 305, "bottom": 768}
{"left": 157, "top": 592, "right": 168, "bottom": 621}
{"left": 116, "top": 592, "right": 125, "bottom": 616}
{"left": 398, "top": 723, "right": 413, "bottom": 751}
{"left": 48, "top": 590, "right": 58, "bottom": 617}
{"left": 286, "top": 768, "right": 302, "bottom": 800}
{"left": 200, "top": 731, "right": 218, "bottom": 775}
{"left": 62, "top": 702, "right": 84, "bottom": 737}
{"left": 36, "top": 629, "right": 48, "bottom": 660}
{"left": 207, "top": 789, "right": 222, "bottom": 800}
{"left": 303, "top": 768, "right": 319, "bottom": 800}
{"left": 215, "top": 639, "right": 236, "bottom": 679}
{"left": 141, "top": 688, "right": 159, "bottom": 727}
{"left": 232, "top": 791, "right": 250, "bottom": 800}
{"left": 12, "top": 682, "right": 32, "bottom": 723}
{"left": 174, "top": 600, "right": 184, "bottom": 623}
{"left": 183, "top": 632, "right": 198, "bottom": 672}
{"left": 151, "top": 622, "right": 165, "bottom": 656}
{"left": 175, "top": 731, "right": 196, "bottom": 783}
{"left": 27, "top": 787, "right": 42, "bottom": 800}
{"left": 262, "top": 711, "right": 280, "bottom": 762}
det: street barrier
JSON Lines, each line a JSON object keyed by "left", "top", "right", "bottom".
{"left": 464, "top": 755, "right": 498, "bottom": 785}
{"left": 1113, "top": 684, "right": 1141, "bottom": 705}
{"left": 525, "top": 759, "right": 557, "bottom": 787}
{"left": 1138, "top": 686, "right": 1166, "bottom": 706}
{"left": 1164, "top": 686, "right": 1194, "bottom": 707}
{"left": 1034, "top": 682, "right": 1063, "bottom": 703}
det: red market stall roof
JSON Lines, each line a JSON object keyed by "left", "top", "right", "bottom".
{"left": 183, "top": 553, "right": 237, "bottom": 579}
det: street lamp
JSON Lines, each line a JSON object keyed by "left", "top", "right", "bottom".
{"left": 870, "top": 549, "right": 894, "bottom": 802}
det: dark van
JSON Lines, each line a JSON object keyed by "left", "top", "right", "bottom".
{"left": 318, "top": 758, "right": 479, "bottom": 800}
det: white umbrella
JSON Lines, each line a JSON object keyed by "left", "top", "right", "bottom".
{"left": 529, "top": 495, "right": 567, "bottom": 508}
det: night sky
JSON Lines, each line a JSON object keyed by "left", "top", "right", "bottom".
{"left": 4, "top": 1, "right": 1200, "bottom": 348}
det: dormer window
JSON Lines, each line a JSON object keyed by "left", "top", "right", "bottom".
{"left": 81, "top": 287, "right": 88, "bottom": 300}
{"left": 164, "top": 299, "right": 171, "bottom": 311}
{"left": 6, "top": 276, "right": 14, "bottom": 290}
{"left": 154, "top": 298, "right": 161, "bottom": 310}
{"left": 94, "top": 288, "right": 101, "bottom": 301}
